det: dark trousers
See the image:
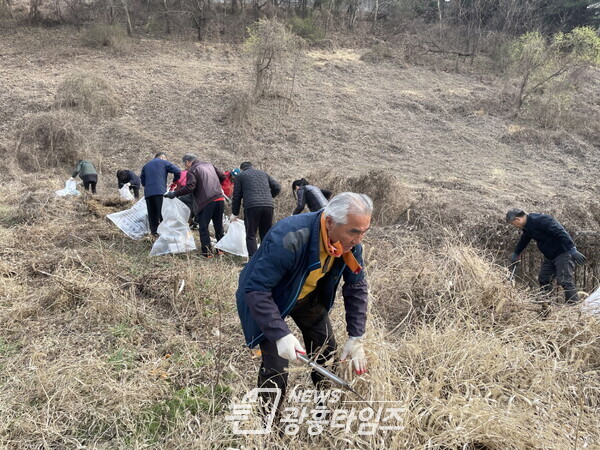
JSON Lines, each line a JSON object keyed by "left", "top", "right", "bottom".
{"left": 145, "top": 195, "right": 163, "bottom": 235}
{"left": 212, "top": 200, "right": 225, "bottom": 243}
{"left": 258, "top": 293, "right": 337, "bottom": 403}
{"left": 539, "top": 252, "right": 578, "bottom": 303}
{"left": 179, "top": 194, "right": 194, "bottom": 222}
{"left": 81, "top": 174, "right": 97, "bottom": 194}
{"left": 195, "top": 201, "right": 225, "bottom": 256}
{"left": 130, "top": 186, "right": 140, "bottom": 199}
{"left": 244, "top": 206, "right": 274, "bottom": 258}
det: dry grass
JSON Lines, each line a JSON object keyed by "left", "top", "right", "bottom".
{"left": 1, "top": 26, "right": 600, "bottom": 449}
{"left": 81, "top": 24, "right": 131, "bottom": 53}
{"left": 54, "top": 72, "right": 122, "bottom": 118}
{"left": 15, "top": 111, "right": 83, "bottom": 172}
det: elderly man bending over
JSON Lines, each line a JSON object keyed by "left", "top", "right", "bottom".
{"left": 236, "top": 192, "right": 372, "bottom": 404}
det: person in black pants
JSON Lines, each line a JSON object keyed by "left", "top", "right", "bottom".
{"left": 71, "top": 160, "right": 98, "bottom": 194}
{"left": 140, "top": 152, "right": 181, "bottom": 236}
{"left": 163, "top": 154, "right": 226, "bottom": 257}
{"left": 116, "top": 169, "right": 142, "bottom": 199}
{"left": 507, "top": 208, "right": 586, "bottom": 304}
{"left": 230, "top": 161, "right": 281, "bottom": 258}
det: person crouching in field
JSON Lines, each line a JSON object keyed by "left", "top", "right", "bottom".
{"left": 506, "top": 208, "right": 586, "bottom": 304}
{"left": 71, "top": 160, "right": 98, "bottom": 194}
{"left": 236, "top": 192, "right": 372, "bottom": 414}
{"left": 291, "top": 178, "right": 332, "bottom": 215}
{"left": 116, "top": 169, "right": 141, "bottom": 199}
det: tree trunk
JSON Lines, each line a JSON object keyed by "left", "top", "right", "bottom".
{"left": 371, "top": 0, "right": 378, "bottom": 32}
{"left": 4, "top": 0, "right": 14, "bottom": 19}
{"left": 120, "top": 0, "right": 133, "bottom": 35}
{"left": 162, "top": 0, "right": 171, "bottom": 33}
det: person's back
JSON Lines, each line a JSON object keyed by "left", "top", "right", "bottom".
{"left": 72, "top": 160, "right": 98, "bottom": 194}
{"left": 232, "top": 167, "right": 280, "bottom": 212}
{"left": 73, "top": 160, "right": 97, "bottom": 177}
{"left": 295, "top": 185, "right": 329, "bottom": 214}
{"left": 231, "top": 162, "right": 281, "bottom": 258}
{"left": 117, "top": 170, "right": 141, "bottom": 188}
{"left": 141, "top": 157, "right": 180, "bottom": 198}
{"left": 140, "top": 153, "right": 180, "bottom": 235}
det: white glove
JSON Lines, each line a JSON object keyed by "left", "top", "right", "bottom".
{"left": 340, "top": 336, "right": 367, "bottom": 375}
{"left": 230, "top": 214, "right": 238, "bottom": 222}
{"left": 276, "top": 333, "right": 305, "bottom": 361}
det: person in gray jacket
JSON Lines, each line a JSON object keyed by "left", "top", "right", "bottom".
{"left": 71, "top": 160, "right": 98, "bottom": 194}
{"left": 230, "top": 161, "right": 281, "bottom": 258}
{"left": 292, "top": 178, "right": 332, "bottom": 215}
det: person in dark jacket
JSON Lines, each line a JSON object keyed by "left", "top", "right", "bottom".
{"left": 291, "top": 178, "right": 332, "bottom": 215}
{"left": 116, "top": 169, "right": 141, "bottom": 199}
{"left": 236, "top": 192, "right": 372, "bottom": 413}
{"left": 230, "top": 162, "right": 281, "bottom": 258}
{"left": 507, "top": 209, "right": 586, "bottom": 304}
{"left": 140, "top": 152, "right": 181, "bottom": 236}
{"left": 71, "top": 160, "right": 98, "bottom": 194}
{"left": 164, "top": 154, "right": 225, "bottom": 257}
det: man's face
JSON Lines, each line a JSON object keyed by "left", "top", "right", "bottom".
{"left": 326, "top": 213, "right": 371, "bottom": 254}
{"left": 509, "top": 216, "right": 527, "bottom": 229}
{"left": 184, "top": 160, "right": 192, "bottom": 169}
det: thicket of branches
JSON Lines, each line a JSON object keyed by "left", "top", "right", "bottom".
{"left": 2, "top": 0, "right": 599, "bottom": 44}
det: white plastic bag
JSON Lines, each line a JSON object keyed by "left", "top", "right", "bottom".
{"left": 107, "top": 198, "right": 149, "bottom": 240}
{"left": 215, "top": 220, "right": 248, "bottom": 257}
{"left": 151, "top": 198, "right": 196, "bottom": 256}
{"left": 581, "top": 286, "right": 600, "bottom": 316}
{"left": 55, "top": 179, "right": 80, "bottom": 197}
{"left": 208, "top": 214, "right": 231, "bottom": 236}
{"left": 119, "top": 183, "right": 134, "bottom": 201}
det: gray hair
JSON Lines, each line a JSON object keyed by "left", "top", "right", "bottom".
{"left": 323, "top": 192, "right": 373, "bottom": 224}
{"left": 182, "top": 154, "right": 198, "bottom": 163}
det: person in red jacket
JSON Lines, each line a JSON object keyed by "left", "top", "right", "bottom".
{"left": 221, "top": 168, "right": 241, "bottom": 199}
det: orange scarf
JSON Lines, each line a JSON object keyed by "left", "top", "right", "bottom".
{"left": 320, "top": 214, "right": 362, "bottom": 275}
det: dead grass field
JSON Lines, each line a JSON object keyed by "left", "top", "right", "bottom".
{"left": 1, "top": 25, "right": 599, "bottom": 448}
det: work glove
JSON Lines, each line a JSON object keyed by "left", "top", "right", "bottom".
{"left": 509, "top": 253, "right": 521, "bottom": 264}
{"left": 163, "top": 191, "right": 177, "bottom": 199}
{"left": 569, "top": 248, "right": 586, "bottom": 265}
{"left": 229, "top": 214, "right": 238, "bottom": 222}
{"left": 340, "top": 336, "right": 367, "bottom": 375}
{"left": 275, "top": 333, "right": 305, "bottom": 362}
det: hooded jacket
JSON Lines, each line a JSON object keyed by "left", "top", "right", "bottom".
{"left": 514, "top": 213, "right": 575, "bottom": 260}
{"left": 173, "top": 160, "right": 225, "bottom": 214}
{"left": 236, "top": 211, "right": 368, "bottom": 348}
{"left": 140, "top": 157, "right": 181, "bottom": 198}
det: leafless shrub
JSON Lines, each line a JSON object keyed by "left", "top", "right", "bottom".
{"left": 245, "top": 18, "right": 306, "bottom": 100}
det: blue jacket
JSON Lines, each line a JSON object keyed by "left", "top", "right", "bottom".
{"left": 514, "top": 213, "right": 575, "bottom": 260}
{"left": 236, "top": 211, "right": 369, "bottom": 348}
{"left": 140, "top": 158, "right": 181, "bottom": 198}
